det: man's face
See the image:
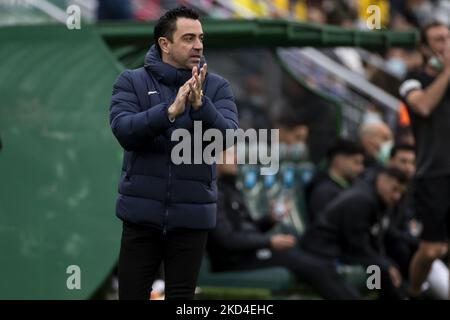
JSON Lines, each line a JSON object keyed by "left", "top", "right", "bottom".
{"left": 361, "top": 123, "right": 392, "bottom": 158}
{"left": 376, "top": 175, "right": 406, "bottom": 207}
{"left": 162, "top": 18, "right": 204, "bottom": 70}
{"left": 389, "top": 150, "right": 416, "bottom": 179}
{"left": 374, "top": 128, "right": 391, "bottom": 152}
{"left": 426, "top": 25, "right": 450, "bottom": 59}
{"left": 335, "top": 154, "right": 364, "bottom": 181}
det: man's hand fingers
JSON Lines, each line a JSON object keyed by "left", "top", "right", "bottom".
{"left": 184, "top": 79, "right": 192, "bottom": 90}
{"left": 188, "top": 81, "right": 195, "bottom": 93}
{"left": 180, "top": 79, "right": 191, "bottom": 94}
{"left": 194, "top": 73, "right": 201, "bottom": 89}
{"left": 200, "top": 63, "right": 207, "bottom": 83}
{"left": 188, "top": 82, "right": 199, "bottom": 98}
{"left": 179, "top": 82, "right": 190, "bottom": 97}
{"left": 192, "top": 66, "right": 197, "bottom": 78}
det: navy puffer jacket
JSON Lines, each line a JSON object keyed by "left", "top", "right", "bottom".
{"left": 109, "top": 45, "right": 239, "bottom": 232}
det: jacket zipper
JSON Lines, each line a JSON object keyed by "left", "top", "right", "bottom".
{"left": 163, "top": 88, "right": 176, "bottom": 235}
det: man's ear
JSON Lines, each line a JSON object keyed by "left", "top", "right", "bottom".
{"left": 158, "top": 37, "right": 170, "bottom": 54}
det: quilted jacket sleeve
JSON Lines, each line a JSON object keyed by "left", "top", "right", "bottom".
{"left": 109, "top": 70, "right": 172, "bottom": 151}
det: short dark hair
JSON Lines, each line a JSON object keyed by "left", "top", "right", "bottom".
{"left": 379, "top": 167, "right": 409, "bottom": 185}
{"left": 420, "top": 21, "right": 449, "bottom": 46}
{"left": 154, "top": 6, "right": 200, "bottom": 56}
{"left": 389, "top": 144, "right": 415, "bottom": 159}
{"left": 326, "top": 138, "right": 364, "bottom": 162}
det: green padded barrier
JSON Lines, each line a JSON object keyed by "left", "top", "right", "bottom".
{"left": 0, "top": 25, "right": 123, "bottom": 299}
{"left": 97, "top": 19, "right": 419, "bottom": 50}
{"left": 198, "top": 256, "right": 295, "bottom": 293}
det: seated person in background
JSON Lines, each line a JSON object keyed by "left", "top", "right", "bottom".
{"left": 208, "top": 146, "right": 365, "bottom": 299}
{"left": 384, "top": 144, "right": 419, "bottom": 279}
{"left": 207, "top": 147, "right": 296, "bottom": 273}
{"left": 307, "top": 138, "right": 364, "bottom": 221}
{"left": 359, "top": 120, "right": 393, "bottom": 175}
{"left": 301, "top": 168, "right": 409, "bottom": 299}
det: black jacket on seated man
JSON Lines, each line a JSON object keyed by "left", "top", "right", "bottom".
{"left": 207, "top": 174, "right": 277, "bottom": 272}
{"left": 307, "top": 138, "right": 364, "bottom": 222}
{"left": 356, "top": 165, "right": 418, "bottom": 279}
{"left": 384, "top": 188, "right": 419, "bottom": 278}
{"left": 301, "top": 168, "right": 410, "bottom": 299}
{"left": 307, "top": 171, "right": 348, "bottom": 222}
{"left": 302, "top": 180, "right": 394, "bottom": 271}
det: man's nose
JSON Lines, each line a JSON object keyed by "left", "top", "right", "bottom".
{"left": 193, "top": 38, "right": 203, "bottom": 50}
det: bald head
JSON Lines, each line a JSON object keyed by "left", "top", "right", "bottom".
{"left": 359, "top": 121, "right": 393, "bottom": 158}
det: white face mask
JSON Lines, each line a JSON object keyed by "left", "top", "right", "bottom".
{"left": 386, "top": 58, "right": 407, "bottom": 78}
{"left": 376, "top": 140, "right": 393, "bottom": 165}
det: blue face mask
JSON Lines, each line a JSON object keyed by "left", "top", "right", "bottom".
{"left": 386, "top": 58, "right": 407, "bottom": 78}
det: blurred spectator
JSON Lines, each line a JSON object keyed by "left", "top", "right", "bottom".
{"left": 274, "top": 102, "right": 310, "bottom": 163}
{"left": 301, "top": 167, "right": 410, "bottom": 299}
{"left": 359, "top": 119, "right": 393, "bottom": 171}
{"left": 388, "top": 0, "right": 450, "bottom": 29}
{"left": 386, "top": 48, "right": 423, "bottom": 80}
{"left": 134, "top": 0, "right": 163, "bottom": 20}
{"left": 322, "top": 0, "right": 358, "bottom": 27}
{"left": 388, "top": 143, "right": 416, "bottom": 179}
{"left": 307, "top": 138, "right": 364, "bottom": 221}
{"left": 97, "top": 0, "right": 134, "bottom": 20}
{"left": 404, "top": 0, "right": 450, "bottom": 27}
{"left": 306, "top": 3, "right": 327, "bottom": 24}
{"left": 384, "top": 144, "right": 418, "bottom": 279}
{"left": 369, "top": 49, "right": 422, "bottom": 106}
{"left": 236, "top": 72, "right": 272, "bottom": 130}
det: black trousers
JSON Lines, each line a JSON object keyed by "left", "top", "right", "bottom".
{"left": 228, "top": 248, "right": 406, "bottom": 300}
{"left": 118, "top": 221, "right": 208, "bottom": 300}
{"left": 227, "top": 248, "right": 362, "bottom": 300}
